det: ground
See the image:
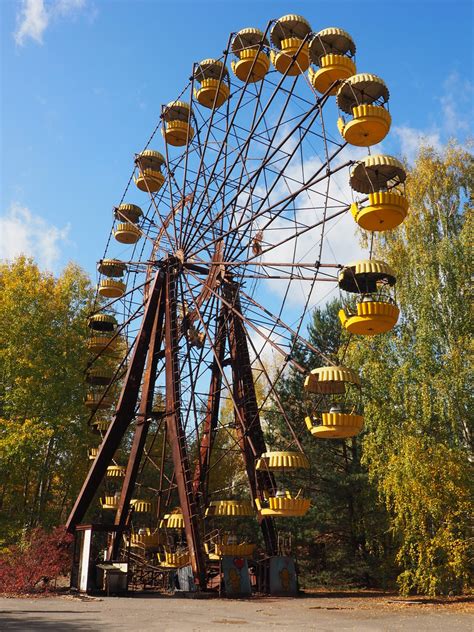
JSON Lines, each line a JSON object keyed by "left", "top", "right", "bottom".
{"left": 0, "top": 591, "right": 472, "bottom": 631}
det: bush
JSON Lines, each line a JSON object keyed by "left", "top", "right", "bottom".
{"left": 0, "top": 526, "right": 73, "bottom": 593}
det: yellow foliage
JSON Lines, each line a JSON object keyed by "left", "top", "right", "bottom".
{"left": 350, "top": 143, "right": 473, "bottom": 595}
{"left": 0, "top": 257, "right": 95, "bottom": 540}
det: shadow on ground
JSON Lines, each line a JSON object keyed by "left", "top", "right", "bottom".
{"left": 0, "top": 612, "right": 97, "bottom": 631}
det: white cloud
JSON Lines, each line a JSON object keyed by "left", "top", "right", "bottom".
{"left": 14, "top": 0, "right": 49, "bottom": 45}
{"left": 392, "top": 126, "right": 442, "bottom": 165}
{"left": 14, "top": 0, "right": 87, "bottom": 46}
{"left": 393, "top": 70, "right": 473, "bottom": 164}
{"left": 0, "top": 202, "right": 69, "bottom": 271}
{"left": 439, "top": 71, "right": 473, "bottom": 136}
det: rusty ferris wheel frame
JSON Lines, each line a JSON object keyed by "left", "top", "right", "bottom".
{"left": 66, "top": 21, "right": 358, "bottom": 589}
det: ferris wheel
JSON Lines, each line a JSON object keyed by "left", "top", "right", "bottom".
{"left": 67, "top": 14, "right": 408, "bottom": 591}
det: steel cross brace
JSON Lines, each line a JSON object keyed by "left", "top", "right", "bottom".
{"left": 66, "top": 267, "right": 165, "bottom": 533}
{"left": 224, "top": 281, "right": 278, "bottom": 557}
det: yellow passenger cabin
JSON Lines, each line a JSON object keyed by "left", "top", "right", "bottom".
{"left": 90, "top": 418, "right": 111, "bottom": 433}
{"left": 115, "top": 203, "right": 143, "bottom": 224}
{"left": 160, "top": 509, "right": 185, "bottom": 529}
{"left": 270, "top": 14, "right": 312, "bottom": 75}
{"left": 100, "top": 494, "right": 119, "bottom": 510}
{"left": 157, "top": 548, "right": 190, "bottom": 568}
{"left": 194, "top": 59, "right": 230, "bottom": 109}
{"left": 162, "top": 101, "right": 194, "bottom": 147}
{"left": 88, "top": 313, "right": 118, "bottom": 332}
{"left": 204, "top": 500, "right": 256, "bottom": 559}
{"left": 88, "top": 447, "right": 99, "bottom": 460}
{"left": 97, "top": 258, "right": 127, "bottom": 278}
{"left": 106, "top": 465, "right": 126, "bottom": 478}
{"left": 255, "top": 491, "right": 310, "bottom": 517}
{"left": 336, "top": 73, "right": 391, "bottom": 146}
{"left": 255, "top": 450, "right": 310, "bottom": 517}
{"left": 338, "top": 259, "right": 399, "bottom": 335}
{"left": 86, "top": 366, "right": 115, "bottom": 386}
{"left": 129, "top": 529, "right": 165, "bottom": 550}
{"left": 349, "top": 155, "right": 408, "bottom": 231}
{"left": 256, "top": 451, "right": 309, "bottom": 470}
{"left": 308, "top": 27, "right": 356, "bottom": 95}
{"left": 231, "top": 28, "right": 270, "bottom": 83}
{"left": 304, "top": 365, "right": 364, "bottom": 438}
{"left": 113, "top": 222, "right": 141, "bottom": 244}
{"left": 205, "top": 499, "right": 254, "bottom": 517}
{"left": 205, "top": 533, "right": 256, "bottom": 560}
{"left": 130, "top": 499, "right": 152, "bottom": 513}
{"left": 134, "top": 150, "right": 166, "bottom": 193}
{"left": 85, "top": 390, "right": 114, "bottom": 410}
{"left": 87, "top": 334, "right": 117, "bottom": 355}
{"left": 98, "top": 278, "right": 126, "bottom": 298}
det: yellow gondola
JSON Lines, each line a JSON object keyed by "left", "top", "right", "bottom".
{"left": 88, "top": 313, "right": 118, "bottom": 332}
{"left": 98, "top": 279, "right": 126, "bottom": 298}
{"left": 304, "top": 365, "right": 364, "bottom": 439}
{"left": 85, "top": 391, "right": 114, "bottom": 410}
{"left": 161, "top": 509, "right": 185, "bottom": 529}
{"left": 88, "top": 447, "right": 99, "bottom": 460}
{"left": 305, "top": 411, "right": 364, "bottom": 438}
{"left": 129, "top": 529, "right": 165, "bottom": 550}
{"left": 106, "top": 465, "right": 126, "bottom": 478}
{"left": 336, "top": 73, "right": 391, "bottom": 146}
{"left": 113, "top": 222, "right": 141, "bottom": 244}
{"left": 86, "top": 367, "right": 114, "bottom": 386}
{"left": 162, "top": 101, "right": 194, "bottom": 147}
{"left": 130, "top": 499, "right": 152, "bottom": 513}
{"left": 87, "top": 334, "right": 117, "bottom": 355}
{"left": 134, "top": 150, "right": 166, "bottom": 193}
{"left": 205, "top": 500, "right": 254, "bottom": 517}
{"left": 270, "top": 14, "right": 312, "bottom": 75}
{"left": 349, "top": 155, "right": 408, "bottom": 231}
{"left": 157, "top": 548, "right": 190, "bottom": 568}
{"left": 255, "top": 450, "right": 310, "bottom": 517}
{"left": 338, "top": 259, "right": 399, "bottom": 335}
{"left": 205, "top": 536, "right": 256, "bottom": 560}
{"left": 194, "top": 59, "right": 230, "bottom": 109}
{"left": 90, "top": 418, "right": 111, "bottom": 433}
{"left": 308, "top": 28, "right": 356, "bottom": 95}
{"left": 255, "top": 492, "right": 310, "bottom": 517}
{"left": 256, "top": 451, "right": 309, "bottom": 470}
{"left": 114, "top": 203, "right": 143, "bottom": 223}
{"left": 97, "top": 258, "right": 127, "bottom": 277}
{"left": 100, "top": 494, "right": 119, "bottom": 510}
{"left": 204, "top": 502, "right": 256, "bottom": 560}
{"left": 231, "top": 28, "right": 270, "bottom": 83}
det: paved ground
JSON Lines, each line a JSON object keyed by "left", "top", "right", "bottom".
{"left": 0, "top": 592, "right": 472, "bottom": 631}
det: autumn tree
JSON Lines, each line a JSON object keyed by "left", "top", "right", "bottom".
{"left": 0, "top": 257, "right": 94, "bottom": 543}
{"left": 349, "top": 143, "right": 473, "bottom": 595}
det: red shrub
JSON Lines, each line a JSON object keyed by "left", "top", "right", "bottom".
{"left": 0, "top": 526, "right": 73, "bottom": 593}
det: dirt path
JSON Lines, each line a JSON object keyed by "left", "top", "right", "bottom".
{"left": 0, "top": 592, "right": 472, "bottom": 631}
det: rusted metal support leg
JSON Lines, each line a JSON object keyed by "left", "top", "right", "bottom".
{"left": 66, "top": 268, "right": 164, "bottom": 533}
{"left": 164, "top": 261, "right": 207, "bottom": 589}
{"left": 110, "top": 283, "right": 166, "bottom": 558}
{"left": 192, "top": 306, "right": 227, "bottom": 503}
{"left": 225, "top": 282, "right": 278, "bottom": 556}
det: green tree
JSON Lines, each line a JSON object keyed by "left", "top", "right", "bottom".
{"left": 350, "top": 143, "right": 473, "bottom": 595}
{"left": 0, "top": 257, "right": 94, "bottom": 542}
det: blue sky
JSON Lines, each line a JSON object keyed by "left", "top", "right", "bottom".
{"left": 1, "top": 0, "right": 472, "bottom": 279}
